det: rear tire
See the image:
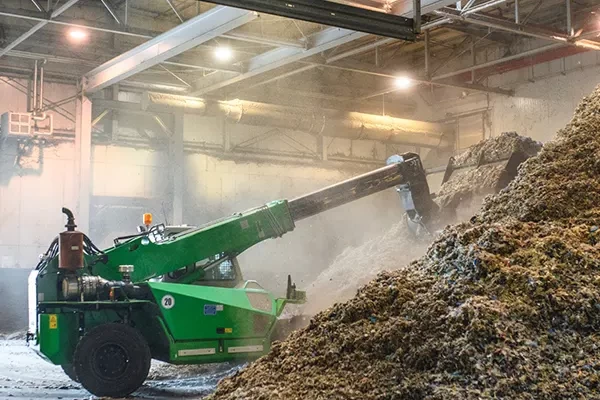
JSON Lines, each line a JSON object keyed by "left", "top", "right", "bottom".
{"left": 61, "top": 364, "right": 79, "bottom": 382}
{"left": 73, "top": 323, "right": 151, "bottom": 398}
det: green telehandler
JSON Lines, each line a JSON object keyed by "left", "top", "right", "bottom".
{"left": 27, "top": 153, "right": 435, "bottom": 397}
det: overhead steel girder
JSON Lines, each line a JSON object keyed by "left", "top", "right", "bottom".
{"left": 0, "top": 0, "right": 79, "bottom": 59}
{"left": 434, "top": 7, "right": 600, "bottom": 49}
{"left": 202, "top": 0, "right": 415, "bottom": 40}
{"left": 190, "top": 28, "right": 367, "bottom": 96}
{"left": 215, "top": 0, "right": 500, "bottom": 96}
{"left": 391, "top": 0, "right": 458, "bottom": 16}
{"left": 0, "top": 8, "right": 305, "bottom": 48}
{"left": 81, "top": 6, "right": 257, "bottom": 94}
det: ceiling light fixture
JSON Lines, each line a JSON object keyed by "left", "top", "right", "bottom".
{"left": 214, "top": 46, "right": 233, "bottom": 61}
{"left": 68, "top": 28, "right": 88, "bottom": 42}
{"left": 394, "top": 76, "right": 413, "bottom": 90}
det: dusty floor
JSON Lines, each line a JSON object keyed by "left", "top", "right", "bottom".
{"left": 0, "top": 340, "right": 242, "bottom": 400}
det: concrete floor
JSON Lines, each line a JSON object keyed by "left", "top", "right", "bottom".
{"left": 0, "top": 340, "right": 243, "bottom": 400}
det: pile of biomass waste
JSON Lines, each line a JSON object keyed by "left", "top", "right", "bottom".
{"left": 433, "top": 131, "right": 542, "bottom": 216}
{"left": 305, "top": 132, "right": 541, "bottom": 314}
{"left": 210, "top": 86, "right": 600, "bottom": 400}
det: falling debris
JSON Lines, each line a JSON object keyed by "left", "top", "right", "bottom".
{"left": 210, "top": 86, "right": 600, "bottom": 400}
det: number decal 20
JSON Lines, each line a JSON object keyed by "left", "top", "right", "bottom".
{"left": 161, "top": 295, "right": 175, "bottom": 309}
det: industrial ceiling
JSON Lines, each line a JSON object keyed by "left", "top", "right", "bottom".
{"left": 0, "top": 0, "right": 598, "bottom": 118}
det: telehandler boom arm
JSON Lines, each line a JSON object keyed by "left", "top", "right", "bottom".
{"left": 92, "top": 153, "right": 433, "bottom": 283}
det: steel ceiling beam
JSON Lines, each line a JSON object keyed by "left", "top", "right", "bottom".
{"left": 434, "top": 7, "right": 600, "bottom": 50}
{"left": 317, "top": 62, "right": 514, "bottom": 96}
{"left": 4, "top": 48, "right": 243, "bottom": 75}
{"left": 165, "top": 0, "right": 184, "bottom": 23}
{"left": 224, "top": 0, "right": 504, "bottom": 94}
{"left": 190, "top": 28, "right": 367, "bottom": 96}
{"left": 30, "top": 0, "right": 45, "bottom": 12}
{"left": 431, "top": 43, "right": 568, "bottom": 81}
{"left": 360, "top": 78, "right": 514, "bottom": 98}
{"left": 221, "top": 32, "right": 306, "bottom": 49}
{"left": 0, "top": 8, "right": 304, "bottom": 47}
{"left": 100, "top": 0, "right": 122, "bottom": 24}
{"left": 391, "top": 0, "right": 457, "bottom": 15}
{"left": 201, "top": 0, "right": 415, "bottom": 40}
{"left": 0, "top": 0, "right": 80, "bottom": 60}
{"left": 334, "top": 0, "right": 385, "bottom": 13}
{"left": 82, "top": 6, "right": 258, "bottom": 93}
{"left": 0, "top": 8, "right": 153, "bottom": 39}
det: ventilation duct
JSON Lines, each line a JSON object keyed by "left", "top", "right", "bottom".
{"left": 141, "top": 92, "right": 454, "bottom": 149}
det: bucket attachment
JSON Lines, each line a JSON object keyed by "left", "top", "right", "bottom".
{"left": 433, "top": 149, "right": 535, "bottom": 228}
{"left": 441, "top": 150, "right": 529, "bottom": 190}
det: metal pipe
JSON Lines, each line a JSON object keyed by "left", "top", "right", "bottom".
{"left": 141, "top": 92, "right": 454, "bottom": 148}
{"left": 462, "top": 0, "right": 507, "bottom": 15}
{"left": 92, "top": 109, "right": 110, "bottom": 127}
{"left": 39, "top": 60, "right": 45, "bottom": 110}
{"left": 461, "top": 0, "right": 477, "bottom": 13}
{"left": 566, "top": 0, "right": 572, "bottom": 36}
{"left": 422, "top": 0, "right": 507, "bottom": 28}
{"left": 413, "top": 0, "right": 421, "bottom": 33}
{"left": 165, "top": 0, "right": 184, "bottom": 23}
{"left": 0, "top": 10, "right": 151, "bottom": 38}
{"left": 434, "top": 8, "right": 572, "bottom": 44}
{"left": 421, "top": 16, "right": 450, "bottom": 29}
{"left": 425, "top": 30, "right": 431, "bottom": 78}
{"left": 33, "top": 59, "right": 38, "bottom": 111}
{"left": 432, "top": 43, "right": 563, "bottom": 80}
{"left": 471, "top": 36, "right": 476, "bottom": 83}
{"left": 30, "top": 0, "right": 44, "bottom": 12}
{"left": 160, "top": 65, "right": 192, "bottom": 87}
{"left": 236, "top": 0, "right": 506, "bottom": 95}
{"left": 327, "top": 38, "right": 396, "bottom": 63}
{"left": 522, "top": 0, "right": 542, "bottom": 25}
{"left": 0, "top": 0, "right": 80, "bottom": 60}
{"left": 221, "top": 32, "right": 305, "bottom": 48}
{"left": 515, "top": 0, "right": 519, "bottom": 24}
{"left": 100, "top": 0, "right": 122, "bottom": 24}
{"left": 0, "top": 9, "right": 305, "bottom": 47}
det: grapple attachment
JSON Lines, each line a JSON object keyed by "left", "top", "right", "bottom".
{"left": 386, "top": 153, "right": 439, "bottom": 236}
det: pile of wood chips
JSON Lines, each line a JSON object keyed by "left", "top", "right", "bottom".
{"left": 210, "top": 86, "right": 600, "bottom": 400}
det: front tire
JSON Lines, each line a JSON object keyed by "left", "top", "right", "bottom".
{"left": 73, "top": 323, "right": 151, "bottom": 398}
{"left": 61, "top": 364, "right": 79, "bottom": 382}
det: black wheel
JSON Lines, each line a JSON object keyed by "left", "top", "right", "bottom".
{"left": 61, "top": 364, "right": 79, "bottom": 382}
{"left": 73, "top": 323, "right": 151, "bottom": 398}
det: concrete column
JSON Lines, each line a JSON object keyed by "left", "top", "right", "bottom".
{"left": 317, "top": 136, "right": 328, "bottom": 161}
{"left": 170, "top": 111, "right": 184, "bottom": 225}
{"left": 220, "top": 117, "right": 231, "bottom": 152}
{"left": 74, "top": 95, "right": 92, "bottom": 233}
{"left": 111, "top": 84, "right": 119, "bottom": 140}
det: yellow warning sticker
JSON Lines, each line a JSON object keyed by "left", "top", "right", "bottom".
{"left": 49, "top": 314, "right": 58, "bottom": 330}
{"left": 225, "top": 328, "right": 233, "bottom": 334}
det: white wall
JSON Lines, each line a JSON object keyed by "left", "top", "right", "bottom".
{"left": 0, "top": 141, "right": 75, "bottom": 268}
{"left": 435, "top": 50, "right": 600, "bottom": 145}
